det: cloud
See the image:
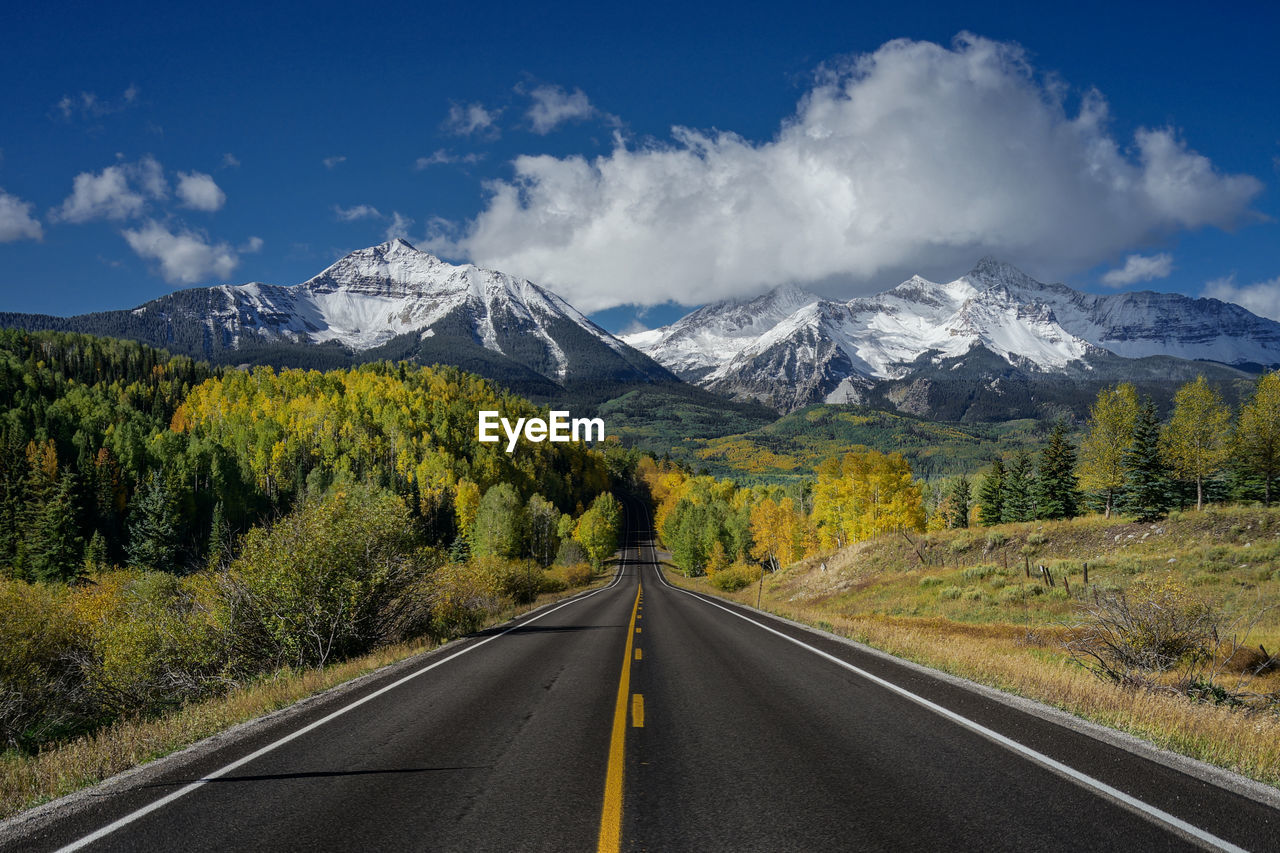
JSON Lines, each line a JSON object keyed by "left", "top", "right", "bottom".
{"left": 1204, "top": 274, "right": 1280, "bottom": 321}
{"left": 121, "top": 220, "right": 241, "bottom": 284}
{"left": 413, "top": 149, "right": 485, "bottom": 169}
{"left": 526, "top": 85, "right": 596, "bottom": 134}
{"left": 175, "top": 171, "right": 226, "bottom": 212}
{"left": 323, "top": 155, "right": 347, "bottom": 169}
{"left": 221, "top": 153, "right": 241, "bottom": 169}
{"left": 334, "top": 204, "right": 383, "bottom": 221}
{"left": 239, "top": 236, "right": 264, "bottom": 253}
{"left": 430, "top": 34, "right": 1262, "bottom": 311}
{"left": 384, "top": 212, "right": 414, "bottom": 242}
{"left": 1101, "top": 252, "right": 1173, "bottom": 286}
{"left": 444, "top": 102, "right": 500, "bottom": 138}
{"left": 0, "top": 190, "right": 43, "bottom": 242}
{"left": 54, "top": 86, "right": 139, "bottom": 121}
{"left": 51, "top": 156, "right": 168, "bottom": 223}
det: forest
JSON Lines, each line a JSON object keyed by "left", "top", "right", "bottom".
{"left": 0, "top": 330, "right": 624, "bottom": 754}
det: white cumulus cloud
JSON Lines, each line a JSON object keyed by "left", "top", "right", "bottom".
{"left": 0, "top": 190, "right": 44, "bottom": 242}
{"left": 413, "top": 150, "right": 485, "bottom": 169}
{"left": 430, "top": 34, "right": 1261, "bottom": 311}
{"left": 444, "top": 103, "right": 500, "bottom": 138}
{"left": 1204, "top": 274, "right": 1280, "bottom": 321}
{"left": 384, "top": 212, "right": 414, "bottom": 241}
{"left": 175, "top": 171, "right": 226, "bottom": 211}
{"left": 526, "top": 85, "right": 596, "bottom": 134}
{"left": 1101, "top": 252, "right": 1173, "bottom": 286}
{"left": 121, "top": 220, "right": 240, "bottom": 284}
{"left": 52, "top": 156, "right": 168, "bottom": 223}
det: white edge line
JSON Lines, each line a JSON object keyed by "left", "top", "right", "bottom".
{"left": 639, "top": 508, "right": 1248, "bottom": 853}
{"left": 57, "top": 559, "right": 627, "bottom": 853}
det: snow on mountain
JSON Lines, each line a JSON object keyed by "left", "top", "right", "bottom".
{"left": 630, "top": 258, "right": 1280, "bottom": 412}
{"left": 202, "top": 238, "right": 630, "bottom": 377}
{"left": 620, "top": 283, "right": 819, "bottom": 380}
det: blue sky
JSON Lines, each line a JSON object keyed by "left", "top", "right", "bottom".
{"left": 2, "top": 0, "right": 1278, "bottom": 333}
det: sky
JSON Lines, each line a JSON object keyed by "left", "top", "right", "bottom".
{"left": 1, "top": 0, "right": 1279, "bottom": 335}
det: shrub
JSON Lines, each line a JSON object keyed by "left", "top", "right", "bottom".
{"left": 710, "top": 564, "right": 760, "bottom": 592}
{"left": 939, "top": 586, "right": 963, "bottom": 600}
{"left": 918, "top": 576, "right": 944, "bottom": 588}
{"left": 962, "top": 565, "right": 995, "bottom": 581}
{"left": 1027, "top": 532, "right": 1049, "bottom": 548}
{"left": 1067, "top": 579, "right": 1217, "bottom": 684}
{"left": 949, "top": 534, "right": 974, "bottom": 554}
{"left": 984, "top": 532, "right": 1007, "bottom": 551}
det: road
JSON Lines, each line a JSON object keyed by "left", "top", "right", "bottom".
{"left": 4, "top": 499, "right": 1278, "bottom": 852}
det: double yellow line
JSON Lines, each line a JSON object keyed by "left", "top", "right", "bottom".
{"left": 597, "top": 583, "right": 642, "bottom": 853}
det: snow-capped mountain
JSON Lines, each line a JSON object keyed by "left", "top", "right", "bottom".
{"left": 628, "top": 258, "right": 1280, "bottom": 414}
{"left": 621, "top": 283, "right": 819, "bottom": 381}
{"left": 0, "top": 239, "right": 674, "bottom": 394}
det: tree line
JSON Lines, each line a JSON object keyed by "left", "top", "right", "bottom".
{"left": 947, "top": 374, "right": 1280, "bottom": 528}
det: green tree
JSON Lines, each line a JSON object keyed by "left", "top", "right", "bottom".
{"left": 30, "top": 472, "right": 85, "bottom": 584}
{"left": 1161, "top": 376, "right": 1231, "bottom": 511}
{"left": 127, "top": 474, "right": 180, "bottom": 572}
{"left": 976, "top": 457, "right": 1005, "bottom": 526}
{"left": 524, "top": 494, "right": 562, "bottom": 567}
{"left": 472, "top": 484, "right": 525, "bottom": 560}
{"left": 1001, "top": 452, "right": 1036, "bottom": 523}
{"left": 948, "top": 476, "right": 972, "bottom": 529}
{"left": 1236, "top": 372, "right": 1280, "bottom": 505}
{"left": 1035, "top": 422, "right": 1079, "bottom": 520}
{"left": 1078, "top": 383, "right": 1139, "bottom": 518}
{"left": 1122, "top": 398, "right": 1172, "bottom": 521}
{"left": 574, "top": 493, "right": 622, "bottom": 570}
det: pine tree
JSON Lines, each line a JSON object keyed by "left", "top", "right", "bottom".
{"left": 128, "top": 474, "right": 180, "bottom": 571}
{"left": 977, "top": 457, "right": 1005, "bottom": 526}
{"left": 949, "top": 477, "right": 972, "bottom": 529}
{"left": 1235, "top": 372, "right": 1280, "bottom": 505}
{"left": 1036, "top": 422, "right": 1079, "bottom": 520}
{"left": 1001, "top": 452, "right": 1036, "bottom": 523}
{"left": 30, "top": 472, "right": 85, "bottom": 583}
{"left": 1161, "top": 376, "right": 1231, "bottom": 511}
{"left": 208, "top": 500, "right": 229, "bottom": 567}
{"left": 1078, "top": 383, "right": 1139, "bottom": 518}
{"left": 1121, "top": 398, "right": 1172, "bottom": 521}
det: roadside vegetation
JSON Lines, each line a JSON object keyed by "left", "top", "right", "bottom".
{"left": 0, "top": 330, "right": 625, "bottom": 818}
{"left": 649, "top": 372, "right": 1280, "bottom": 786}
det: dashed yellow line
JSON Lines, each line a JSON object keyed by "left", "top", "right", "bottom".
{"left": 631, "top": 694, "right": 644, "bottom": 728}
{"left": 634, "top": 648, "right": 642, "bottom": 661}
{"left": 597, "top": 584, "right": 642, "bottom": 853}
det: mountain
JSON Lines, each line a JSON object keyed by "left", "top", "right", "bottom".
{"left": 626, "top": 259, "right": 1279, "bottom": 418}
{"left": 0, "top": 239, "right": 675, "bottom": 398}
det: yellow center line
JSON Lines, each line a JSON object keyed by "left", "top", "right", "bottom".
{"left": 634, "top": 648, "right": 642, "bottom": 661}
{"left": 597, "top": 583, "right": 642, "bottom": 853}
{"left": 631, "top": 694, "right": 644, "bottom": 728}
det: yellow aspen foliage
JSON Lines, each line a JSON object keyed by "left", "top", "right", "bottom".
{"left": 811, "top": 449, "right": 925, "bottom": 548}
{"left": 1078, "top": 383, "right": 1139, "bottom": 518}
{"left": 1161, "top": 376, "right": 1231, "bottom": 512}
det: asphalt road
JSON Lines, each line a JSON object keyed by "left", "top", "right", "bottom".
{"left": 4, "top": 500, "right": 1279, "bottom": 852}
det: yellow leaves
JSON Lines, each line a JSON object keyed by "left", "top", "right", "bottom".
{"left": 812, "top": 449, "right": 925, "bottom": 547}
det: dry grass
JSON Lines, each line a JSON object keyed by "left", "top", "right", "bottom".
{"left": 664, "top": 507, "right": 1280, "bottom": 789}
{"left": 0, "top": 572, "right": 612, "bottom": 822}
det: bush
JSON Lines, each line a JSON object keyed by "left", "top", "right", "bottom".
{"left": 547, "top": 562, "right": 594, "bottom": 589}
{"left": 984, "top": 532, "right": 1007, "bottom": 551}
{"left": 1067, "top": 579, "right": 1217, "bottom": 684}
{"left": 221, "top": 484, "right": 424, "bottom": 670}
{"left": 428, "top": 562, "right": 499, "bottom": 639}
{"left": 710, "top": 564, "right": 760, "bottom": 592}
{"left": 554, "top": 538, "right": 589, "bottom": 567}
{"left": 918, "top": 576, "right": 944, "bottom": 588}
{"left": 0, "top": 580, "right": 91, "bottom": 750}
{"left": 939, "top": 586, "right": 963, "bottom": 600}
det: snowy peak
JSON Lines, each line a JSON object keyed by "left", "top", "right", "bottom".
{"left": 620, "top": 283, "right": 820, "bottom": 380}
{"left": 630, "top": 259, "right": 1280, "bottom": 413}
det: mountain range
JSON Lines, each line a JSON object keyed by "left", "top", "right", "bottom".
{"left": 624, "top": 258, "right": 1280, "bottom": 418}
{"left": 2, "top": 245, "right": 1275, "bottom": 423}
{"left": 0, "top": 239, "right": 675, "bottom": 400}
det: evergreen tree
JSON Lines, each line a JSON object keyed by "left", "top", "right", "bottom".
{"left": 127, "top": 474, "right": 180, "bottom": 571}
{"left": 1235, "top": 372, "right": 1280, "bottom": 505}
{"left": 949, "top": 477, "right": 972, "bottom": 529}
{"left": 29, "top": 472, "right": 85, "bottom": 583}
{"left": 1035, "top": 422, "right": 1079, "bottom": 520}
{"left": 1161, "top": 376, "right": 1231, "bottom": 511}
{"left": 976, "top": 457, "right": 1005, "bottom": 526}
{"left": 1001, "top": 452, "right": 1036, "bottom": 523}
{"left": 1121, "top": 398, "right": 1172, "bottom": 521}
{"left": 208, "top": 500, "right": 230, "bottom": 567}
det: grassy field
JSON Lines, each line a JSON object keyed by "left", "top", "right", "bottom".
{"left": 670, "top": 505, "right": 1280, "bottom": 787}
{"left": 0, "top": 569, "right": 614, "bottom": 822}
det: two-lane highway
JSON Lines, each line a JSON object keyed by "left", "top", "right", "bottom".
{"left": 3, "top": 499, "right": 1278, "bottom": 852}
